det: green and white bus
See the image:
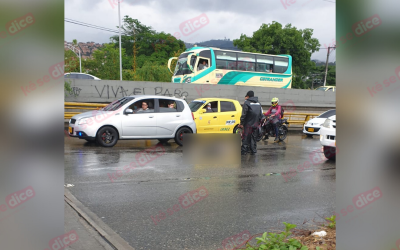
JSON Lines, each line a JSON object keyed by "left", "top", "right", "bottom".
{"left": 168, "top": 47, "right": 292, "bottom": 88}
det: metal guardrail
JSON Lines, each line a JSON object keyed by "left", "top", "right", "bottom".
{"left": 283, "top": 112, "right": 320, "bottom": 127}
{"left": 65, "top": 102, "right": 107, "bottom": 120}
{"left": 64, "top": 102, "right": 320, "bottom": 125}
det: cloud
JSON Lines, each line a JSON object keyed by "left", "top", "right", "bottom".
{"left": 65, "top": 0, "right": 335, "bottom": 61}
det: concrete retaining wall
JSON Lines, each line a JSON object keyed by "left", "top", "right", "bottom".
{"left": 65, "top": 79, "right": 335, "bottom": 108}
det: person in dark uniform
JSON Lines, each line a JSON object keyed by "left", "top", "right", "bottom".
{"left": 239, "top": 91, "right": 263, "bottom": 155}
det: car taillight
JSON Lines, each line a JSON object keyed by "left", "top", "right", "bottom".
{"left": 191, "top": 113, "right": 194, "bottom": 120}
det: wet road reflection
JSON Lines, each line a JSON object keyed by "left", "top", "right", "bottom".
{"left": 65, "top": 134, "right": 335, "bottom": 250}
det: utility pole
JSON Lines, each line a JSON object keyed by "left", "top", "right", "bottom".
{"left": 323, "top": 46, "right": 335, "bottom": 86}
{"left": 118, "top": 0, "right": 122, "bottom": 81}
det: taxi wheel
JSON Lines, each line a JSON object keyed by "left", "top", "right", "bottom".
{"left": 96, "top": 126, "right": 118, "bottom": 147}
{"left": 233, "top": 125, "right": 239, "bottom": 134}
{"left": 174, "top": 127, "right": 192, "bottom": 146}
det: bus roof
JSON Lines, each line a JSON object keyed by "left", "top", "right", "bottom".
{"left": 185, "top": 46, "right": 290, "bottom": 58}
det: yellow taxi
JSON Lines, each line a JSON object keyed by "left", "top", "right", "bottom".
{"left": 188, "top": 98, "right": 242, "bottom": 133}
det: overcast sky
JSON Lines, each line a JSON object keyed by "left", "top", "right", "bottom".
{"left": 65, "top": 0, "right": 336, "bottom": 62}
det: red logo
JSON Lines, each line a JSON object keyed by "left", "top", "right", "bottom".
{"left": 108, "top": 0, "right": 123, "bottom": 9}
{"left": 5, "top": 186, "right": 35, "bottom": 209}
{"left": 352, "top": 186, "right": 382, "bottom": 209}
{"left": 46, "top": 230, "right": 78, "bottom": 250}
{"left": 280, "top": 0, "right": 296, "bottom": 9}
{"left": 220, "top": 230, "right": 251, "bottom": 250}
{"left": 352, "top": 14, "right": 382, "bottom": 37}
{"left": 5, "top": 13, "right": 35, "bottom": 36}
{"left": 48, "top": 61, "right": 65, "bottom": 80}
{"left": 135, "top": 144, "right": 165, "bottom": 166}
{"left": 179, "top": 13, "right": 209, "bottom": 36}
{"left": 178, "top": 186, "right": 208, "bottom": 209}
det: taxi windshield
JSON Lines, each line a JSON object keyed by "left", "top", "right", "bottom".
{"left": 189, "top": 101, "right": 205, "bottom": 112}
{"left": 316, "top": 87, "right": 328, "bottom": 91}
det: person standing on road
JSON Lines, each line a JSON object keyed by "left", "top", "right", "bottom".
{"left": 239, "top": 91, "right": 263, "bottom": 155}
{"left": 264, "top": 97, "right": 282, "bottom": 142}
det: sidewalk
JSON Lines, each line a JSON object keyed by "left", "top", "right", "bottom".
{"left": 64, "top": 189, "right": 135, "bottom": 250}
{"left": 65, "top": 201, "right": 114, "bottom": 250}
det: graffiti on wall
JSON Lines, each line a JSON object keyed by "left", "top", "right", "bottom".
{"left": 94, "top": 85, "right": 189, "bottom": 99}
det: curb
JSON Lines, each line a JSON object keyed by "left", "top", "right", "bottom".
{"left": 64, "top": 189, "right": 135, "bottom": 250}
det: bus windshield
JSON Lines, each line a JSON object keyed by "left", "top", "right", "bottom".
{"left": 174, "top": 53, "right": 194, "bottom": 76}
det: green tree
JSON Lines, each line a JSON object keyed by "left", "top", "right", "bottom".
{"left": 233, "top": 21, "right": 320, "bottom": 89}
{"left": 85, "top": 43, "right": 128, "bottom": 80}
{"left": 110, "top": 16, "right": 186, "bottom": 69}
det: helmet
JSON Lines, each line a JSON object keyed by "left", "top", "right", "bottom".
{"left": 271, "top": 97, "right": 279, "bottom": 107}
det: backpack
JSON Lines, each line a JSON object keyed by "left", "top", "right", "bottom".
{"left": 280, "top": 105, "right": 284, "bottom": 118}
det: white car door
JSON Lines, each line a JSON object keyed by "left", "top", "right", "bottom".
{"left": 120, "top": 99, "right": 157, "bottom": 138}
{"left": 156, "top": 99, "right": 183, "bottom": 136}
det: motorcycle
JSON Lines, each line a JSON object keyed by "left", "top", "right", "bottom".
{"left": 255, "top": 115, "right": 289, "bottom": 142}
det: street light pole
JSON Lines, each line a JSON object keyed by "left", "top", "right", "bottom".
{"left": 118, "top": 0, "right": 122, "bottom": 81}
{"left": 64, "top": 43, "right": 82, "bottom": 73}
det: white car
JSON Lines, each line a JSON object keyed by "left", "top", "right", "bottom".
{"left": 320, "top": 115, "right": 336, "bottom": 160}
{"left": 68, "top": 95, "right": 196, "bottom": 146}
{"left": 303, "top": 109, "right": 336, "bottom": 137}
{"left": 64, "top": 72, "right": 101, "bottom": 80}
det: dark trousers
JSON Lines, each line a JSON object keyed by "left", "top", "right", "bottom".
{"left": 241, "top": 125, "right": 257, "bottom": 154}
{"left": 271, "top": 118, "right": 279, "bottom": 138}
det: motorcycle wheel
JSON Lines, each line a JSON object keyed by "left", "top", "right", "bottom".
{"left": 279, "top": 126, "right": 288, "bottom": 141}
{"left": 255, "top": 127, "right": 265, "bottom": 142}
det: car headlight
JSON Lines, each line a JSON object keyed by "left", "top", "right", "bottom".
{"left": 322, "top": 118, "right": 331, "bottom": 128}
{"left": 185, "top": 77, "right": 191, "bottom": 83}
{"left": 78, "top": 118, "right": 89, "bottom": 125}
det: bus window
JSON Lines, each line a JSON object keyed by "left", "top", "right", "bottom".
{"left": 197, "top": 58, "right": 210, "bottom": 71}
{"left": 274, "top": 57, "right": 289, "bottom": 73}
{"left": 215, "top": 51, "right": 237, "bottom": 70}
{"left": 256, "top": 55, "right": 274, "bottom": 72}
{"left": 199, "top": 50, "right": 212, "bottom": 67}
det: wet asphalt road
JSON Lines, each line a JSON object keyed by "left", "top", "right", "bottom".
{"left": 64, "top": 133, "right": 335, "bottom": 250}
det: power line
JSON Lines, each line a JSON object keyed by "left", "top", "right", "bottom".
{"left": 65, "top": 18, "right": 127, "bottom": 35}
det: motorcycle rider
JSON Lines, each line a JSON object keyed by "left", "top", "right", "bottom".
{"left": 264, "top": 97, "right": 282, "bottom": 142}
{"left": 239, "top": 91, "right": 263, "bottom": 155}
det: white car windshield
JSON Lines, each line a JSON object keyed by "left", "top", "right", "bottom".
{"left": 102, "top": 97, "right": 134, "bottom": 111}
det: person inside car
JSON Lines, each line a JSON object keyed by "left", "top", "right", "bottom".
{"left": 135, "top": 101, "right": 150, "bottom": 113}
{"left": 168, "top": 101, "right": 175, "bottom": 109}
{"left": 205, "top": 103, "right": 213, "bottom": 112}
{"left": 264, "top": 97, "right": 281, "bottom": 142}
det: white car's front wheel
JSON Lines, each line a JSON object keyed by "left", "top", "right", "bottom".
{"left": 323, "top": 146, "right": 336, "bottom": 160}
{"left": 96, "top": 126, "right": 119, "bottom": 147}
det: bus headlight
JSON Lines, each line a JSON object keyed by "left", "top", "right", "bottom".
{"left": 185, "top": 77, "right": 192, "bottom": 83}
